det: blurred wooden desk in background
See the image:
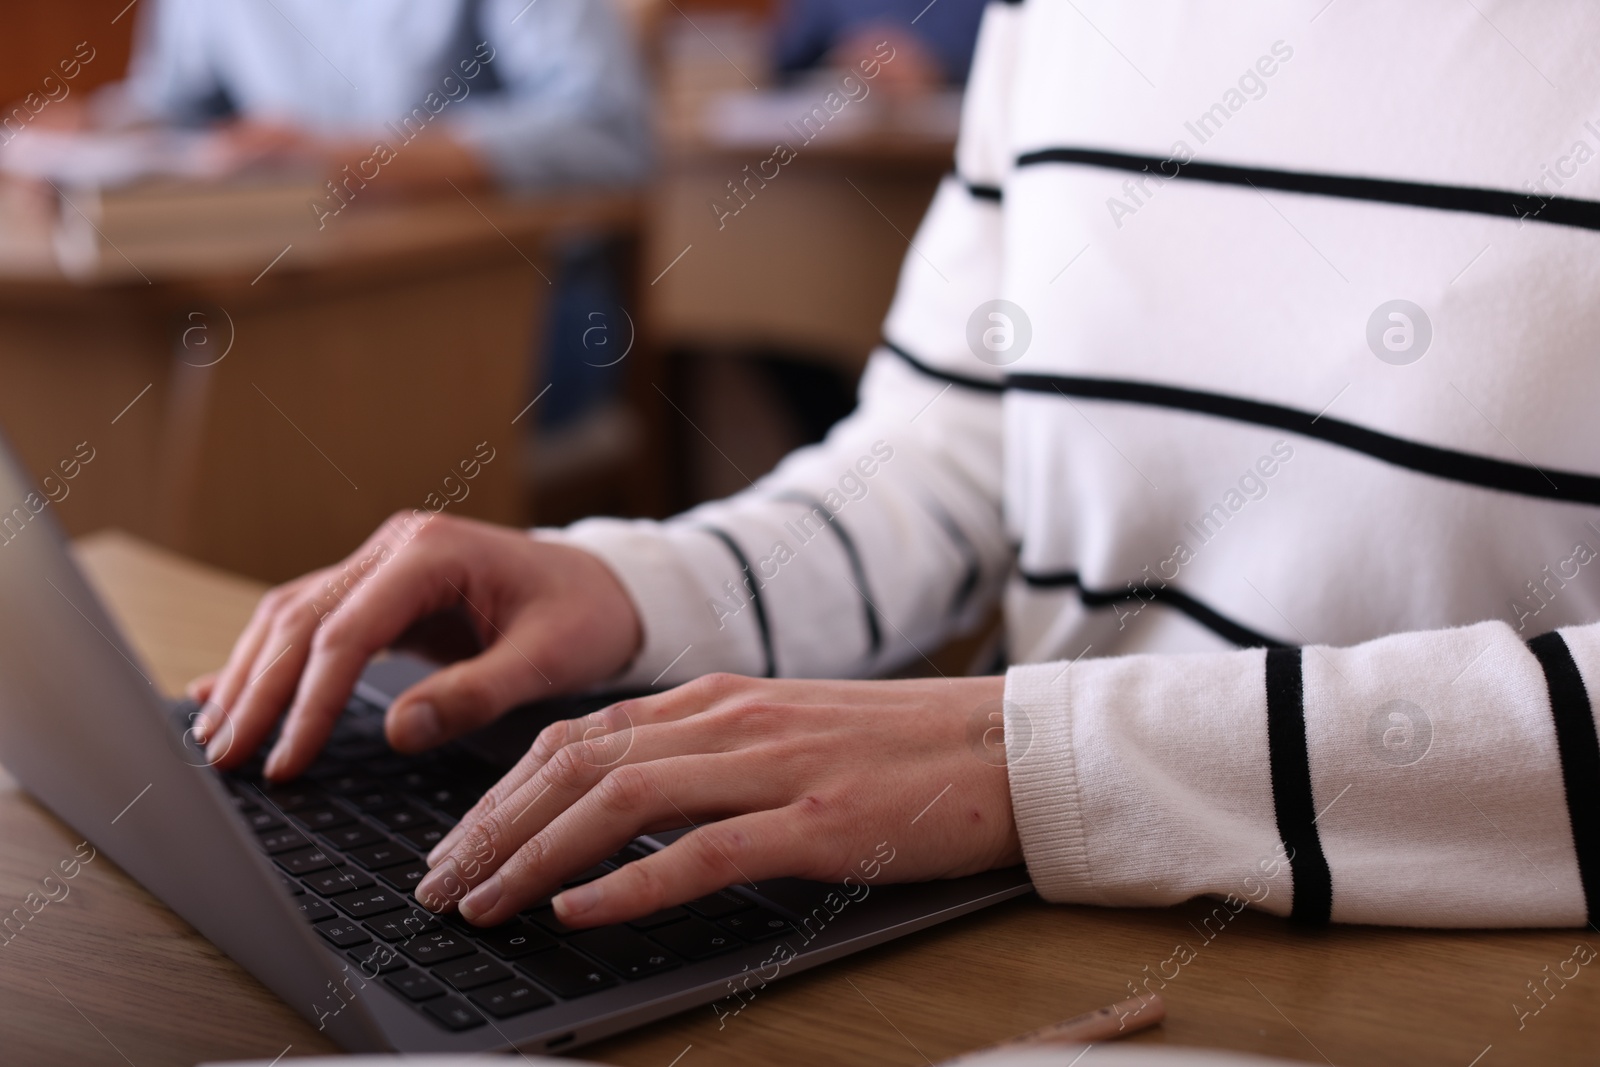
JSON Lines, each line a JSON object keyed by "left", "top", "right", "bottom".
{"left": 0, "top": 186, "right": 640, "bottom": 582}
{"left": 0, "top": 530, "right": 1592, "bottom": 1066}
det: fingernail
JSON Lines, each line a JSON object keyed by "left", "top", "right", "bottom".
{"left": 414, "top": 862, "right": 458, "bottom": 912}
{"left": 262, "top": 741, "right": 289, "bottom": 779}
{"left": 459, "top": 875, "right": 501, "bottom": 922}
{"left": 554, "top": 882, "right": 601, "bottom": 922}
{"left": 205, "top": 717, "right": 234, "bottom": 765}
{"left": 396, "top": 701, "right": 442, "bottom": 750}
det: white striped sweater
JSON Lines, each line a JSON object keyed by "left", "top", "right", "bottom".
{"left": 556, "top": 0, "right": 1600, "bottom": 928}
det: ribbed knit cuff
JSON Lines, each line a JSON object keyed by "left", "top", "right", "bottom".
{"left": 1003, "top": 661, "right": 1100, "bottom": 904}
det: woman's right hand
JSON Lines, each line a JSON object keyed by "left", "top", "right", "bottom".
{"left": 188, "top": 512, "right": 643, "bottom": 781}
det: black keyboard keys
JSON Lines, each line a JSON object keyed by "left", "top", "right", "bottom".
{"left": 275, "top": 846, "right": 336, "bottom": 877}
{"left": 628, "top": 906, "right": 689, "bottom": 930}
{"left": 296, "top": 897, "right": 336, "bottom": 923}
{"left": 648, "top": 916, "right": 742, "bottom": 961}
{"left": 379, "top": 861, "right": 430, "bottom": 895}
{"left": 470, "top": 977, "right": 552, "bottom": 1018}
{"left": 720, "top": 908, "right": 797, "bottom": 942}
{"left": 475, "top": 919, "right": 556, "bottom": 960}
{"left": 258, "top": 827, "right": 314, "bottom": 855}
{"left": 422, "top": 998, "right": 485, "bottom": 1031}
{"left": 320, "top": 823, "right": 384, "bottom": 852}
{"left": 395, "top": 824, "right": 446, "bottom": 852}
{"left": 370, "top": 806, "right": 430, "bottom": 832}
{"left": 364, "top": 908, "right": 440, "bottom": 942}
{"left": 517, "top": 946, "right": 618, "bottom": 999}
{"left": 348, "top": 943, "right": 408, "bottom": 976}
{"left": 684, "top": 891, "right": 753, "bottom": 920}
{"left": 347, "top": 841, "right": 416, "bottom": 871}
{"left": 334, "top": 888, "right": 408, "bottom": 919}
{"left": 303, "top": 868, "right": 374, "bottom": 897}
{"left": 386, "top": 970, "right": 446, "bottom": 1002}
{"left": 399, "top": 931, "right": 477, "bottom": 966}
{"left": 568, "top": 928, "right": 678, "bottom": 980}
{"left": 315, "top": 918, "right": 371, "bottom": 948}
{"left": 433, "top": 954, "right": 513, "bottom": 991}
{"left": 290, "top": 805, "right": 354, "bottom": 833}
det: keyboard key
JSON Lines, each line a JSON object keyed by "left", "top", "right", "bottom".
{"left": 290, "top": 805, "right": 354, "bottom": 833}
{"left": 364, "top": 909, "right": 440, "bottom": 942}
{"left": 278, "top": 873, "right": 305, "bottom": 896}
{"left": 608, "top": 843, "right": 651, "bottom": 867}
{"left": 260, "top": 783, "right": 323, "bottom": 811}
{"left": 395, "top": 824, "right": 447, "bottom": 852}
{"left": 347, "top": 789, "right": 405, "bottom": 813}
{"left": 348, "top": 942, "right": 408, "bottom": 976}
{"left": 320, "top": 823, "right": 384, "bottom": 852}
{"left": 322, "top": 772, "right": 379, "bottom": 796}
{"left": 518, "top": 947, "right": 618, "bottom": 999}
{"left": 648, "top": 917, "right": 742, "bottom": 961}
{"left": 399, "top": 931, "right": 477, "bottom": 966}
{"left": 385, "top": 970, "right": 446, "bottom": 1002}
{"left": 347, "top": 841, "right": 417, "bottom": 871}
{"left": 433, "top": 954, "right": 513, "bottom": 991}
{"left": 334, "top": 888, "right": 408, "bottom": 919}
{"left": 296, "top": 897, "right": 336, "bottom": 923}
{"left": 475, "top": 919, "right": 556, "bottom": 960}
{"left": 303, "top": 868, "right": 375, "bottom": 896}
{"left": 370, "top": 806, "right": 431, "bottom": 832}
{"left": 628, "top": 906, "right": 689, "bottom": 930}
{"left": 243, "top": 809, "right": 284, "bottom": 832}
{"left": 569, "top": 928, "right": 679, "bottom": 980}
{"left": 469, "top": 977, "right": 553, "bottom": 1018}
{"left": 379, "top": 861, "right": 430, "bottom": 895}
{"left": 527, "top": 906, "right": 575, "bottom": 937}
{"left": 314, "top": 918, "right": 371, "bottom": 948}
{"left": 720, "top": 908, "right": 796, "bottom": 942}
{"left": 561, "top": 864, "right": 612, "bottom": 888}
{"left": 422, "top": 997, "right": 485, "bottom": 1031}
{"left": 275, "top": 847, "right": 336, "bottom": 877}
{"left": 258, "top": 827, "right": 315, "bottom": 855}
{"left": 684, "top": 891, "right": 753, "bottom": 920}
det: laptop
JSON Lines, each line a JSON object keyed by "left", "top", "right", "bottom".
{"left": 0, "top": 436, "right": 1032, "bottom": 1054}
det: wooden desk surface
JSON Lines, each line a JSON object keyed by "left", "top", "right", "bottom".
{"left": 2, "top": 531, "right": 1594, "bottom": 1066}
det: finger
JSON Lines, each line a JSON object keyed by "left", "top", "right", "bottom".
{"left": 384, "top": 634, "right": 559, "bottom": 755}
{"left": 426, "top": 698, "right": 647, "bottom": 864}
{"left": 449, "top": 751, "right": 792, "bottom": 927}
{"left": 553, "top": 807, "right": 823, "bottom": 928}
{"left": 261, "top": 540, "right": 460, "bottom": 779}
{"left": 199, "top": 583, "right": 295, "bottom": 742}
{"left": 208, "top": 620, "right": 314, "bottom": 769}
{"left": 186, "top": 672, "right": 218, "bottom": 703}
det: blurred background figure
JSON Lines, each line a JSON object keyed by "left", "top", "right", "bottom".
{"left": 91, "top": 0, "right": 653, "bottom": 438}
{"left": 772, "top": 0, "right": 990, "bottom": 90}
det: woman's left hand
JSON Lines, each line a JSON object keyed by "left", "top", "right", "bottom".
{"left": 414, "top": 673, "right": 1022, "bottom": 929}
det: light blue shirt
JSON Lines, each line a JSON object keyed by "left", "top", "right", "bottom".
{"left": 119, "top": 0, "right": 651, "bottom": 187}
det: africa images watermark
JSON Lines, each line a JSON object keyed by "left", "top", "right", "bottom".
{"left": 310, "top": 41, "right": 497, "bottom": 229}
{"left": 0, "top": 41, "right": 98, "bottom": 147}
{"left": 0, "top": 441, "right": 97, "bottom": 550}
{"left": 1105, "top": 40, "right": 1295, "bottom": 230}
{"left": 710, "top": 840, "right": 897, "bottom": 1029}
{"left": 0, "top": 841, "right": 98, "bottom": 950}
{"left": 708, "top": 41, "right": 899, "bottom": 231}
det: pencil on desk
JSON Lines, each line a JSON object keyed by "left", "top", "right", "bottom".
{"left": 939, "top": 992, "right": 1166, "bottom": 1064}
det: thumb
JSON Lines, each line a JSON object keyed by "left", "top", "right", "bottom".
{"left": 385, "top": 641, "right": 551, "bottom": 753}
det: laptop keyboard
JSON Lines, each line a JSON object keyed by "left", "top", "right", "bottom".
{"left": 209, "top": 695, "right": 801, "bottom": 1033}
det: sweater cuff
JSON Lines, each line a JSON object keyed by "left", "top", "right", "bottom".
{"left": 1003, "top": 661, "right": 1098, "bottom": 903}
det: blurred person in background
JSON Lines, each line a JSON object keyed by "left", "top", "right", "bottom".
{"left": 773, "top": 0, "right": 991, "bottom": 91}
{"left": 49, "top": 0, "right": 653, "bottom": 433}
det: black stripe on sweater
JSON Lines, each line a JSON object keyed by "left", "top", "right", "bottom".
{"left": 1264, "top": 647, "right": 1333, "bottom": 925}
{"left": 1020, "top": 568, "right": 1286, "bottom": 649}
{"left": 776, "top": 492, "right": 883, "bottom": 660}
{"left": 882, "top": 339, "right": 1004, "bottom": 394}
{"left": 1015, "top": 147, "right": 1600, "bottom": 234}
{"left": 1527, "top": 631, "right": 1600, "bottom": 926}
{"left": 1007, "top": 373, "right": 1600, "bottom": 506}
{"left": 700, "top": 526, "right": 776, "bottom": 678}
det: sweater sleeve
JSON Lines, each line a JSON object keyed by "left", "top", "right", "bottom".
{"left": 550, "top": 2, "right": 1026, "bottom": 686}
{"left": 1004, "top": 619, "right": 1600, "bottom": 928}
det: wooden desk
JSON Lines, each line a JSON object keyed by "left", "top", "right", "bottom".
{"left": 2, "top": 531, "right": 1594, "bottom": 1066}
{"left": 647, "top": 91, "right": 957, "bottom": 373}
{"left": 0, "top": 186, "right": 640, "bottom": 583}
